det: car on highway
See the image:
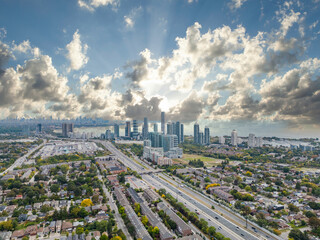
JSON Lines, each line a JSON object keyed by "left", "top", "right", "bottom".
{"left": 215, "top": 216, "right": 219, "bottom": 219}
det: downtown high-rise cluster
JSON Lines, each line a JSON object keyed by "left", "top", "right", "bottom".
{"left": 193, "top": 123, "right": 210, "bottom": 145}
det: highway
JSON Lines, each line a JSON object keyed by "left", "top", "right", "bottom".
{"left": 143, "top": 174, "right": 245, "bottom": 240}
{"left": 0, "top": 139, "right": 47, "bottom": 176}
{"left": 162, "top": 174, "right": 282, "bottom": 240}
{"left": 98, "top": 140, "right": 280, "bottom": 240}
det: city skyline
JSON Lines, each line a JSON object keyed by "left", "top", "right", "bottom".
{"left": 1, "top": 0, "right": 320, "bottom": 137}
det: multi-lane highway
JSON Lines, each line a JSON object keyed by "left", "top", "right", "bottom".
{"left": 98, "top": 140, "right": 281, "bottom": 240}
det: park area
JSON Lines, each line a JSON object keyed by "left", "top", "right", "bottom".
{"left": 173, "top": 154, "right": 223, "bottom": 167}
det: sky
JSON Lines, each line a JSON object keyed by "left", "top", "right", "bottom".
{"left": 0, "top": 0, "right": 320, "bottom": 138}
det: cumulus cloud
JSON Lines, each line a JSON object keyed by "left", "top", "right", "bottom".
{"left": 125, "top": 22, "right": 246, "bottom": 93}
{"left": 0, "top": 51, "right": 75, "bottom": 119}
{"left": 167, "top": 91, "right": 206, "bottom": 122}
{"left": 0, "top": 41, "right": 11, "bottom": 69}
{"left": 0, "top": 0, "right": 318, "bottom": 130}
{"left": 78, "top": 0, "right": 118, "bottom": 11}
{"left": 12, "top": 40, "right": 41, "bottom": 57}
{"left": 66, "top": 30, "right": 88, "bottom": 71}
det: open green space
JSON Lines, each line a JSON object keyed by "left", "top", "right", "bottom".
{"left": 173, "top": 154, "right": 223, "bottom": 167}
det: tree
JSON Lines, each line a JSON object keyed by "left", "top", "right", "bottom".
{"left": 50, "top": 184, "right": 60, "bottom": 193}
{"left": 289, "top": 229, "right": 309, "bottom": 240}
{"left": 288, "top": 204, "right": 300, "bottom": 213}
{"left": 40, "top": 204, "right": 52, "bottom": 213}
{"left": 141, "top": 215, "right": 148, "bottom": 226}
{"left": 76, "top": 227, "right": 84, "bottom": 235}
{"left": 92, "top": 195, "right": 100, "bottom": 204}
{"left": 309, "top": 217, "right": 320, "bottom": 230}
{"left": 244, "top": 185, "right": 252, "bottom": 192}
{"left": 305, "top": 211, "right": 316, "bottom": 218}
{"left": 208, "top": 226, "right": 216, "bottom": 236}
{"left": 152, "top": 226, "right": 159, "bottom": 236}
{"left": 78, "top": 207, "right": 89, "bottom": 218}
{"left": 100, "top": 234, "right": 108, "bottom": 240}
{"left": 242, "top": 206, "right": 251, "bottom": 228}
{"left": 245, "top": 171, "right": 252, "bottom": 177}
{"left": 134, "top": 203, "right": 141, "bottom": 215}
{"left": 81, "top": 199, "right": 93, "bottom": 207}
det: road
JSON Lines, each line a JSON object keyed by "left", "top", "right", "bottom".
{"left": 97, "top": 140, "right": 280, "bottom": 240}
{"left": 0, "top": 139, "right": 47, "bottom": 176}
{"left": 162, "top": 174, "right": 282, "bottom": 240}
{"left": 97, "top": 170, "right": 133, "bottom": 240}
{"left": 143, "top": 174, "right": 243, "bottom": 240}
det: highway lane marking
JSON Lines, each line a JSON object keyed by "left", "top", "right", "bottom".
{"left": 100, "top": 141, "right": 271, "bottom": 240}
{"left": 157, "top": 174, "right": 262, "bottom": 240}
{"left": 142, "top": 175, "right": 245, "bottom": 240}
{"left": 167, "top": 176, "right": 275, "bottom": 240}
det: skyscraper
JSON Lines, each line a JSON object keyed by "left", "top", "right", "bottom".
{"left": 175, "top": 121, "right": 181, "bottom": 144}
{"left": 161, "top": 112, "right": 165, "bottom": 134}
{"left": 194, "top": 123, "right": 199, "bottom": 144}
{"left": 36, "top": 123, "right": 42, "bottom": 134}
{"left": 148, "top": 132, "right": 163, "bottom": 147}
{"left": 167, "top": 122, "right": 173, "bottom": 135}
{"left": 132, "top": 120, "right": 138, "bottom": 139}
{"left": 180, "top": 124, "right": 184, "bottom": 143}
{"left": 114, "top": 123, "right": 119, "bottom": 138}
{"left": 154, "top": 123, "right": 158, "bottom": 133}
{"left": 105, "top": 129, "right": 112, "bottom": 140}
{"left": 142, "top": 117, "right": 149, "bottom": 139}
{"left": 204, "top": 126, "right": 210, "bottom": 145}
{"left": 163, "top": 135, "right": 178, "bottom": 152}
{"left": 199, "top": 132, "right": 204, "bottom": 145}
{"left": 231, "top": 129, "right": 238, "bottom": 146}
{"left": 62, "top": 123, "right": 74, "bottom": 137}
{"left": 125, "top": 121, "right": 131, "bottom": 137}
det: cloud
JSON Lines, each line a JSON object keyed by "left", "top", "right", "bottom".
{"left": 78, "top": 0, "right": 118, "bottom": 12}
{"left": 124, "top": 6, "right": 142, "bottom": 29}
{"left": 0, "top": 41, "right": 11, "bottom": 69}
{"left": 0, "top": 51, "right": 75, "bottom": 119}
{"left": 125, "top": 48, "right": 153, "bottom": 87}
{"left": 228, "top": 0, "right": 248, "bottom": 10}
{"left": 125, "top": 22, "right": 246, "bottom": 93}
{"left": 167, "top": 91, "right": 205, "bottom": 122}
{"left": 66, "top": 30, "right": 88, "bottom": 71}
{"left": 12, "top": 40, "right": 41, "bottom": 57}
{"left": 124, "top": 94, "right": 163, "bottom": 121}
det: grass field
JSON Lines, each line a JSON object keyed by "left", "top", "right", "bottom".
{"left": 173, "top": 154, "right": 223, "bottom": 167}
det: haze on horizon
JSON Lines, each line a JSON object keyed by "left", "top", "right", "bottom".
{"left": 0, "top": 0, "right": 320, "bottom": 138}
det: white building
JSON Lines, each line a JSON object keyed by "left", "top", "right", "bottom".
{"left": 256, "top": 137, "right": 263, "bottom": 147}
{"left": 143, "top": 147, "right": 164, "bottom": 162}
{"left": 231, "top": 130, "right": 238, "bottom": 146}
{"left": 219, "top": 136, "right": 225, "bottom": 144}
{"left": 157, "top": 157, "right": 173, "bottom": 166}
{"left": 164, "top": 147, "right": 183, "bottom": 159}
{"left": 248, "top": 133, "right": 255, "bottom": 148}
